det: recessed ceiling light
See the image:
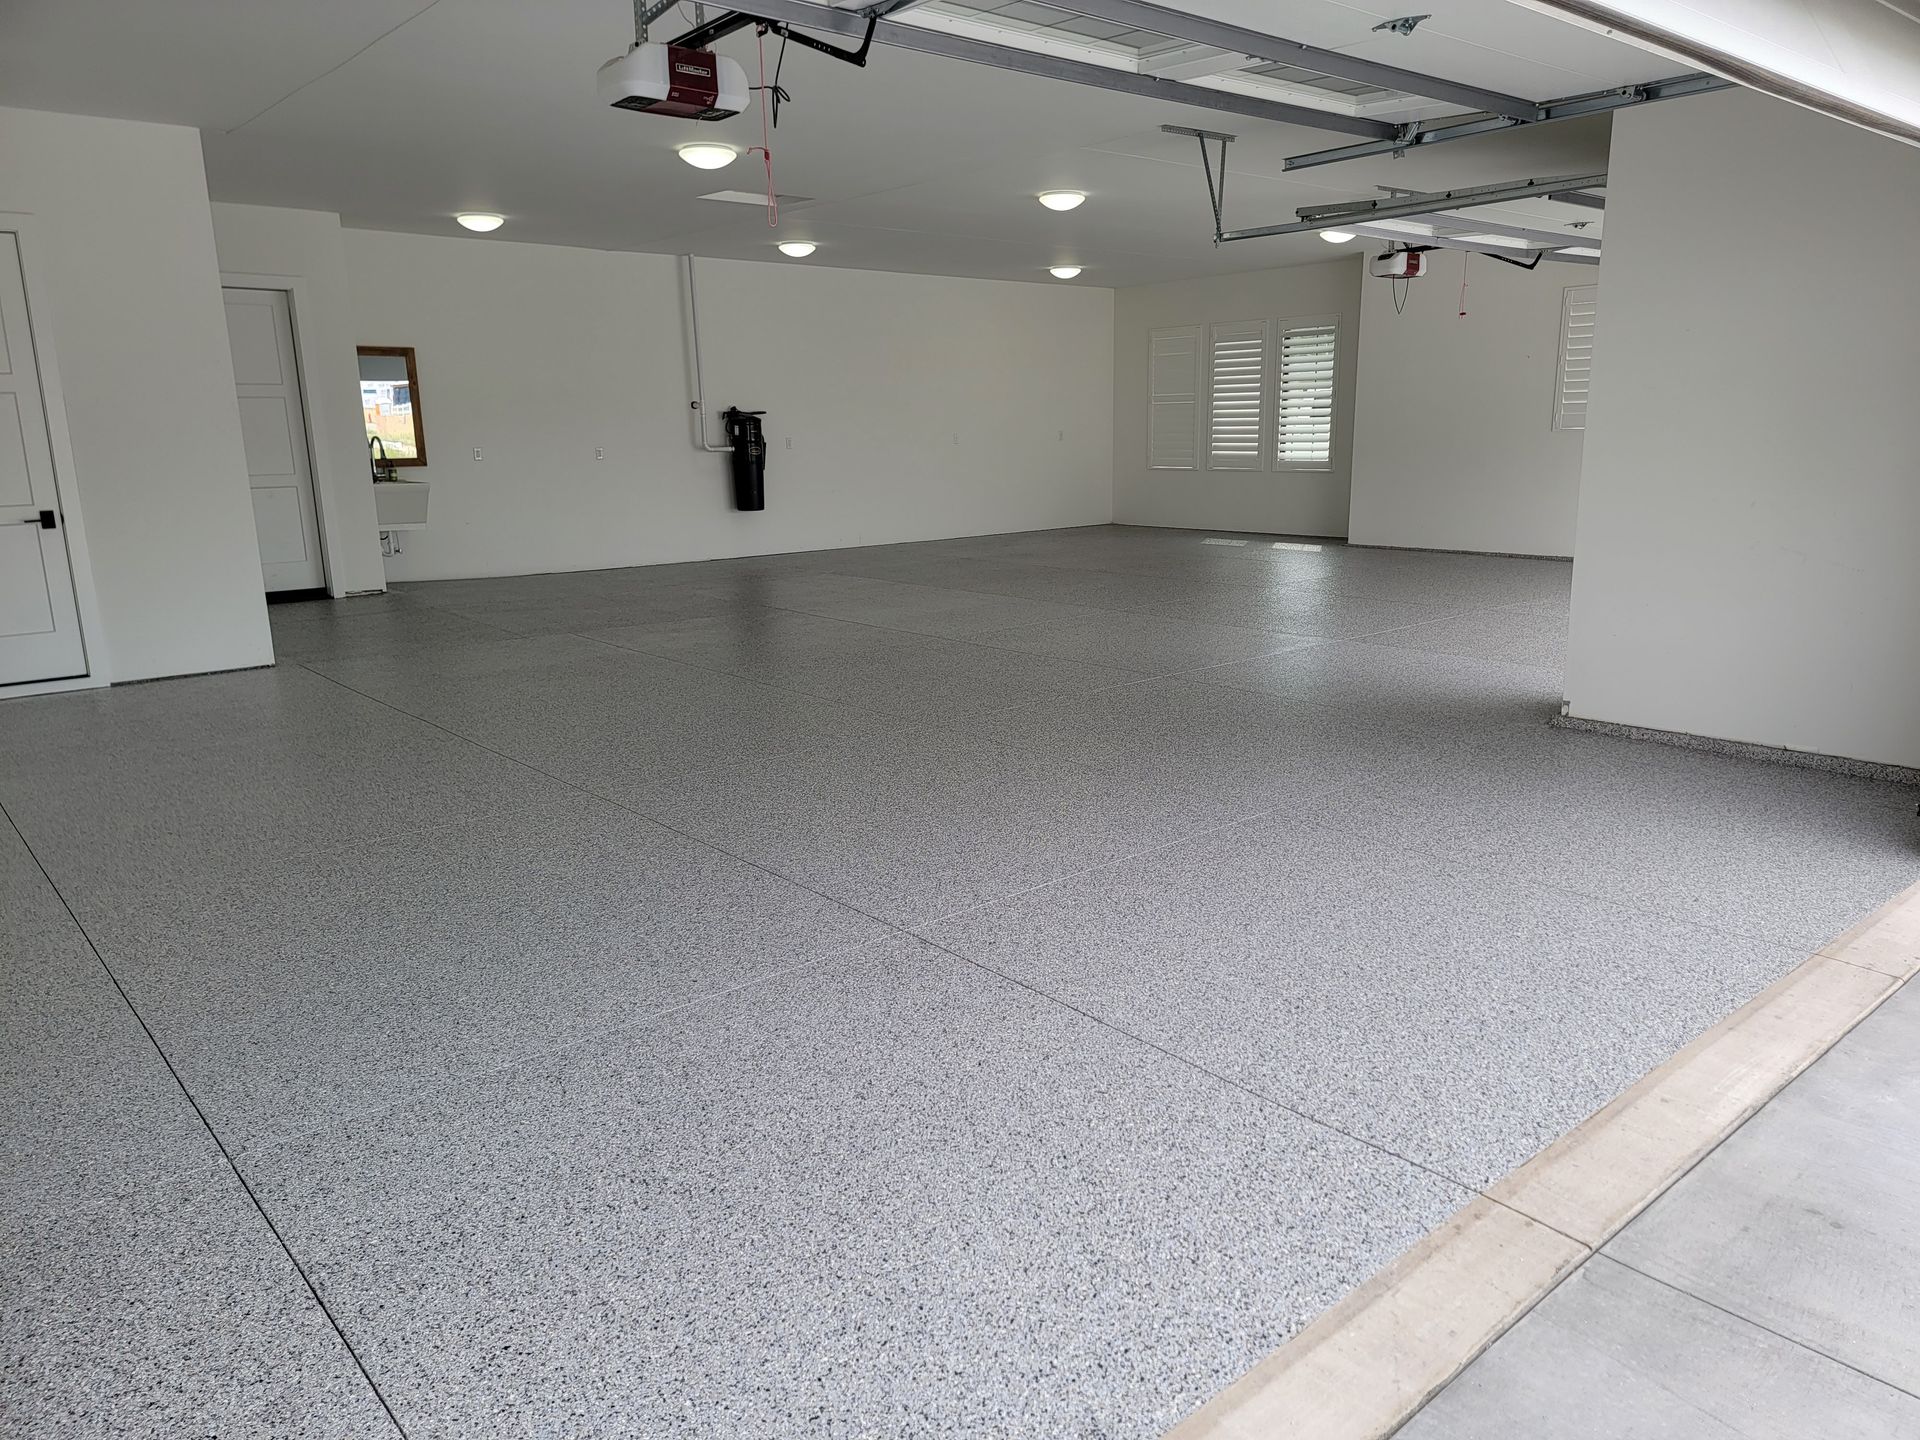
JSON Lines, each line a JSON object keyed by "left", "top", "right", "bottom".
{"left": 1038, "top": 191, "right": 1087, "bottom": 211}
{"left": 456, "top": 213, "right": 504, "bottom": 232}
{"left": 1049, "top": 265, "right": 1083, "bottom": 279}
{"left": 1319, "top": 229, "right": 1357, "bottom": 243}
{"left": 677, "top": 142, "right": 739, "bottom": 170}
{"left": 777, "top": 241, "right": 817, "bottom": 258}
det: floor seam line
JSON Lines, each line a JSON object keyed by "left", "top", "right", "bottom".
{"left": 293, "top": 655, "right": 857, "bottom": 795}
{"left": 1820, "top": 949, "right": 1915, "bottom": 982}
{"left": 1249, "top": 769, "right": 1836, "bottom": 961}
{"left": 385, "top": 594, "right": 1560, "bottom": 764}
{"left": 906, "top": 930, "right": 1480, "bottom": 1197}
{"left": 785, "top": 554, "right": 1534, "bottom": 629}
{"left": 223, "top": 940, "right": 898, "bottom": 1167}
{"left": 919, "top": 779, "right": 1814, "bottom": 982}
{"left": 297, "top": 664, "right": 920, "bottom": 927}
{"left": 895, "top": 802, "right": 1298, "bottom": 928}
{"left": 233, "top": 657, "right": 1865, "bottom": 1024}
{"left": 332, "top": 619, "right": 1150, "bottom": 769}
{"left": 1470, "top": 1192, "right": 1595, "bottom": 1252}
{"left": 1346, "top": 633, "right": 1565, "bottom": 675}
{"left": 1123, "top": 662, "right": 1570, "bottom": 739}
{"left": 297, "top": 657, "right": 1331, "bottom": 945}
{"left": 582, "top": 620, "right": 1152, "bottom": 707}
{"left": 1598, "top": 1254, "right": 1920, "bottom": 1404}
{"left": 282, "top": 604, "right": 524, "bottom": 658}
{"left": 707, "top": 565, "right": 1500, "bottom": 638}
{"left": 0, "top": 798, "right": 413, "bottom": 1440}
{"left": 441, "top": 586, "right": 1130, "bottom": 661}
{"left": 899, "top": 802, "right": 1316, "bottom": 928}
{"left": 1375, "top": 1217, "right": 1596, "bottom": 1440}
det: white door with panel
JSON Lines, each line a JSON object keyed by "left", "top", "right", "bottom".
{"left": 223, "top": 287, "right": 325, "bottom": 592}
{"left": 0, "top": 233, "right": 87, "bottom": 688}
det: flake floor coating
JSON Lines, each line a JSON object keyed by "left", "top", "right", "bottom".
{"left": 3, "top": 525, "right": 1915, "bottom": 1439}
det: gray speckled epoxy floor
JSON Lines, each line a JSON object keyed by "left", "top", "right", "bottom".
{"left": 3, "top": 525, "right": 1916, "bottom": 1439}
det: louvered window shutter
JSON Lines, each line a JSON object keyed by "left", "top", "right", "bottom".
{"left": 1148, "top": 326, "right": 1201, "bottom": 470}
{"left": 1275, "top": 320, "right": 1338, "bottom": 469}
{"left": 1554, "top": 285, "right": 1598, "bottom": 431}
{"left": 1207, "top": 320, "right": 1267, "bottom": 470}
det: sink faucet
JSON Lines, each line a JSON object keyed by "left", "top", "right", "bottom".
{"left": 370, "top": 435, "right": 399, "bottom": 484}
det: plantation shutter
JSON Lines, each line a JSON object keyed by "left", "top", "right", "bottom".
{"left": 1148, "top": 326, "right": 1201, "bottom": 470}
{"left": 1275, "top": 319, "right": 1337, "bottom": 469}
{"left": 1554, "top": 285, "right": 1598, "bottom": 431}
{"left": 1206, "top": 320, "right": 1267, "bottom": 470}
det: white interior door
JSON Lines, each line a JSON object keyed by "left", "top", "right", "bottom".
{"left": 223, "top": 287, "right": 325, "bottom": 592}
{"left": 0, "top": 233, "right": 87, "bottom": 688}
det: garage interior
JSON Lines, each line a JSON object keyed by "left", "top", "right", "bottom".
{"left": 3, "top": 1, "right": 1919, "bottom": 1436}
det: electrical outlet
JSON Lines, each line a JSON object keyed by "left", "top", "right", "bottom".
{"left": 1057, "top": 429, "right": 1065, "bottom": 441}
{"left": 595, "top": 447, "right": 605, "bottom": 460}
{"left": 784, "top": 436, "right": 792, "bottom": 450}
{"left": 472, "top": 447, "right": 484, "bottom": 461}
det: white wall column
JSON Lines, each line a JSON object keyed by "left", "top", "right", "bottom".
{"left": 1565, "top": 88, "right": 1920, "bottom": 770}
{"left": 0, "top": 107, "right": 270, "bottom": 684}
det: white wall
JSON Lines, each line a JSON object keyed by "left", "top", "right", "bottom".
{"left": 1349, "top": 250, "right": 1590, "bottom": 557}
{"left": 210, "top": 203, "right": 386, "bottom": 597}
{"left": 1566, "top": 88, "right": 1920, "bottom": 769}
{"left": 338, "top": 230, "right": 1114, "bottom": 580}
{"left": 1112, "top": 258, "right": 1361, "bottom": 537}
{"left": 0, "top": 107, "right": 270, "bottom": 683}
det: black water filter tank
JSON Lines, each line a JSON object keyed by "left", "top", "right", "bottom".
{"left": 723, "top": 408, "right": 767, "bottom": 511}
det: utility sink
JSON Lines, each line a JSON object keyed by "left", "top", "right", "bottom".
{"left": 373, "top": 479, "right": 429, "bottom": 530}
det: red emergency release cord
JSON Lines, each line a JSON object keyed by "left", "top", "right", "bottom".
{"left": 751, "top": 28, "right": 777, "bottom": 228}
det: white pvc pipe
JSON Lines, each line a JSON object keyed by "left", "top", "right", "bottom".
{"left": 681, "top": 254, "right": 732, "bottom": 453}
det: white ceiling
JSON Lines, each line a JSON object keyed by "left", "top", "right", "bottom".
{"left": 1515, "top": 0, "right": 1920, "bottom": 146}
{"left": 1, "top": 0, "right": 1666, "bottom": 285}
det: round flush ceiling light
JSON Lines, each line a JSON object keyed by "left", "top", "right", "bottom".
{"left": 1049, "top": 265, "right": 1083, "bottom": 279}
{"left": 1319, "top": 229, "right": 1357, "bottom": 243}
{"left": 1037, "top": 190, "right": 1087, "bottom": 211}
{"left": 455, "top": 213, "right": 504, "bottom": 232}
{"left": 777, "top": 241, "right": 817, "bottom": 258}
{"left": 677, "top": 142, "right": 739, "bottom": 170}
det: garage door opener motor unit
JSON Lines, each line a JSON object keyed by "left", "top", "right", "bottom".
{"left": 597, "top": 0, "right": 876, "bottom": 120}
{"left": 1369, "top": 249, "right": 1427, "bottom": 279}
{"left": 597, "top": 43, "right": 750, "bottom": 119}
